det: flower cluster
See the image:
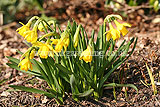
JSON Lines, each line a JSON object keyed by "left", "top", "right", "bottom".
{"left": 104, "top": 15, "right": 131, "bottom": 41}
{"left": 8, "top": 14, "right": 137, "bottom": 105}
{"left": 17, "top": 15, "right": 131, "bottom": 71}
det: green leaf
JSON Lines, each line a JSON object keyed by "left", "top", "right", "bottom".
{"left": 6, "top": 63, "right": 42, "bottom": 77}
{"left": 40, "top": 58, "right": 54, "bottom": 86}
{"left": 16, "top": 50, "right": 23, "bottom": 55}
{"left": 55, "top": 64, "right": 72, "bottom": 74}
{"left": 99, "top": 37, "right": 138, "bottom": 89}
{"left": 32, "top": 59, "right": 51, "bottom": 87}
{"left": 70, "top": 74, "right": 79, "bottom": 94}
{"left": 74, "top": 89, "right": 94, "bottom": 97}
{"left": 9, "top": 85, "right": 56, "bottom": 98}
{"left": 6, "top": 56, "right": 20, "bottom": 64}
{"left": 104, "top": 83, "right": 138, "bottom": 94}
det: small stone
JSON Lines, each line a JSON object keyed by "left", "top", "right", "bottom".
{"left": 1, "top": 91, "right": 11, "bottom": 97}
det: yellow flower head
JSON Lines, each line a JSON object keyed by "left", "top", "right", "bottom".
{"left": 51, "top": 30, "right": 70, "bottom": 53}
{"left": 106, "top": 23, "right": 121, "bottom": 41}
{"left": 55, "top": 41, "right": 64, "bottom": 52}
{"left": 105, "top": 15, "right": 131, "bottom": 41}
{"left": 16, "top": 22, "right": 31, "bottom": 37}
{"left": 114, "top": 20, "right": 131, "bottom": 36}
{"left": 33, "top": 41, "right": 57, "bottom": 59}
{"left": 24, "top": 27, "right": 38, "bottom": 43}
{"left": 18, "top": 57, "right": 32, "bottom": 71}
{"left": 79, "top": 45, "right": 92, "bottom": 63}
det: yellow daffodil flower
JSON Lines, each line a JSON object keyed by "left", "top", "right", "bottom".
{"left": 114, "top": 20, "right": 131, "bottom": 36}
{"left": 16, "top": 22, "right": 31, "bottom": 37}
{"left": 54, "top": 38, "right": 70, "bottom": 52}
{"left": 79, "top": 45, "right": 92, "bottom": 63}
{"left": 51, "top": 39, "right": 59, "bottom": 45}
{"left": 16, "top": 16, "right": 39, "bottom": 37}
{"left": 51, "top": 30, "right": 70, "bottom": 53}
{"left": 105, "top": 23, "right": 121, "bottom": 41}
{"left": 18, "top": 57, "right": 32, "bottom": 71}
{"left": 24, "top": 27, "right": 38, "bottom": 43}
{"left": 33, "top": 41, "right": 57, "bottom": 59}
{"left": 55, "top": 41, "right": 64, "bottom": 52}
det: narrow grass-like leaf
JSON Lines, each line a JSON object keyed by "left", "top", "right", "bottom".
{"left": 9, "top": 85, "right": 56, "bottom": 98}
{"left": 6, "top": 56, "right": 20, "bottom": 64}
{"left": 55, "top": 64, "right": 72, "bottom": 75}
{"left": 146, "top": 63, "right": 157, "bottom": 95}
{"left": 104, "top": 83, "right": 138, "bottom": 94}
{"left": 74, "top": 89, "right": 94, "bottom": 97}
{"left": 6, "top": 63, "right": 42, "bottom": 77}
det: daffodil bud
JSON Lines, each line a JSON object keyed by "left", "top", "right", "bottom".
{"left": 73, "top": 24, "right": 81, "bottom": 48}
{"left": 79, "top": 38, "right": 93, "bottom": 63}
{"left": 61, "top": 29, "right": 69, "bottom": 40}
{"left": 153, "top": 0, "right": 159, "bottom": 12}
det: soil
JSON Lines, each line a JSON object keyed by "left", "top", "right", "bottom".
{"left": 0, "top": 0, "right": 160, "bottom": 106}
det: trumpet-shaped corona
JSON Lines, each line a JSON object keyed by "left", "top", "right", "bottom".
{"left": 33, "top": 42, "right": 57, "bottom": 59}
{"left": 114, "top": 20, "right": 131, "bottom": 36}
{"left": 24, "top": 27, "right": 38, "bottom": 43}
{"left": 16, "top": 22, "right": 31, "bottom": 37}
{"left": 79, "top": 45, "right": 92, "bottom": 63}
{"left": 18, "top": 57, "right": 32, "bottom": 71}
{"left": 106, "top": 23, "right": 121, "bottom": 41}
{"left": 51, "top": 30, "right": 70, "bottom": 53}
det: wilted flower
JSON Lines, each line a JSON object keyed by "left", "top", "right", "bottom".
{"left": 18, "top": 57, "right": 32, "bottom": 71}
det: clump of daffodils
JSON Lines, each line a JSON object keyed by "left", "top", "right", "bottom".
{"left": 17, "top": 14, "right": 131, "bottom": 70}
{"left": 8, "top": 14, "right": 138, "bottom": 105}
